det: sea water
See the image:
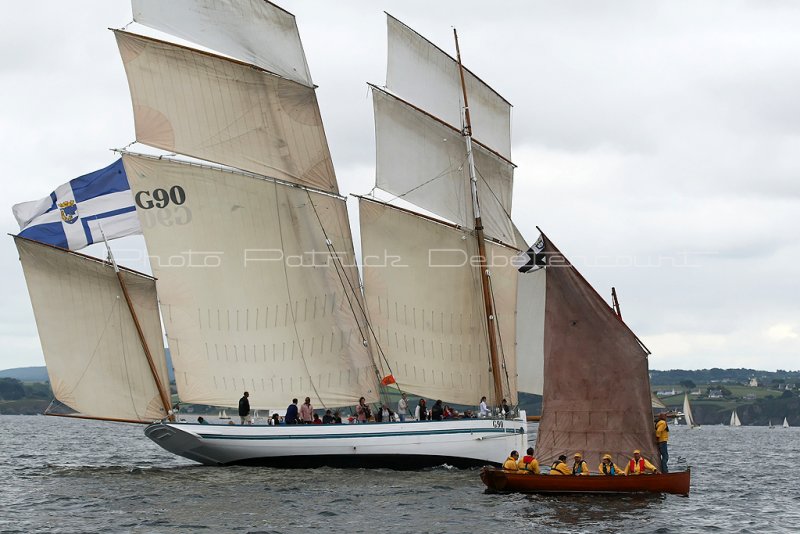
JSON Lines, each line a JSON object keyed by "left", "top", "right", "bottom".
{"left": 1, "top": 415, "right": 798, "bottom": 533}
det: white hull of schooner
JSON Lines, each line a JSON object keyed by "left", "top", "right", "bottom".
{"left": 145, "top": 413, "right": 527, "bottom": 468}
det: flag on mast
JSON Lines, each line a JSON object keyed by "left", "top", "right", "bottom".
{"left": 12, "top": 159, "right": 140, "bottom": 250}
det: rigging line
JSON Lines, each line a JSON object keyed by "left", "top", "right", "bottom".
{"left": 271, "top": 181, "right": 326, "bottom": 410}
{"left": 486, "top": 273, "right": 513, "bottom": 404}
{"left": 304, "top": 191, "right": 401, "bottom": 402}
{"left": 473, "top": 164, "right": 513, "bottom": 223}
{"left": 381, "top": 164, "right": 463, "bottom": 205}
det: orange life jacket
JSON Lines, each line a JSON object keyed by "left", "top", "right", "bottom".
{"left": 629, "top": 458, "right": 646, "bottom": 472}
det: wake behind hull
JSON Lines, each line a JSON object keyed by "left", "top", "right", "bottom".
{"left": 145, "top": 417, "right": 527, "bottom": 469}
{"left": 480, "top": 467, "right": 691, "bottom": 496}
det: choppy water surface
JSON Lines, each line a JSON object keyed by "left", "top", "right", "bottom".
{"left": 2, "top": 416, "right": 799, "bottom": 533}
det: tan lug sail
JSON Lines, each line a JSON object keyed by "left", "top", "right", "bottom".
{"left": 15, "top": 236, "right": 170, "bottom": 423}
{"left": 533, "top": 234, "right": 661, "bottom": 470}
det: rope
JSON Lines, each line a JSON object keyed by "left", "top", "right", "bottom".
{"left": 272, "top": 181, "right": 326, "bottom": 409}
{"left": 304, "top": 191, "right": 401, "bottom": 407}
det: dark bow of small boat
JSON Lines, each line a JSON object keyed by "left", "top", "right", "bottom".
{"left": 480, "top": 467, "right": 691, "bottom": 496}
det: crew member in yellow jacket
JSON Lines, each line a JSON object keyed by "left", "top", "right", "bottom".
{"left": 655, "top": 413, "right": 669, "bottom": 472}
{"left": 624, "top": 449, "right": 658, "bottom": 475}
{"left": 503, "top": 450, "right": 520, "bottom": 471}
{"left": 549, "top": 455, "right": 572, "bottom": 475}
{"left": 518, "top": 447, "right": 540, "bottom": 474}
{"left": 572, "top": 453, "right": 590, "bottom": 475}
{"left": 598, "top": 453, "right": 624, "bottom": 476}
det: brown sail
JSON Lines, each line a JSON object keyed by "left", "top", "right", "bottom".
{"left": 533, "top": 233, "right": 660, "bottom": 471}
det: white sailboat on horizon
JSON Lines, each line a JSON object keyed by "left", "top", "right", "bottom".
{"left": 783, "top": 417, "right": 790, "bottom": 428}
{"left": 730, "top": 410, "right": 742, "bottom": 427}
{"left": 683, "top": 392, "right": 699, "bottom": 428}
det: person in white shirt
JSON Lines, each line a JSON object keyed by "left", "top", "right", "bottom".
{"left": 479, "top": 396, "right": 490, "bottom": 418}
{"left": 397, "top": 392, "right": 409, "bottom": 422}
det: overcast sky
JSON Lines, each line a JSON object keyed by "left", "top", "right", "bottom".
{"left": 1, "top": 1, "right": 798, "bottom": 372}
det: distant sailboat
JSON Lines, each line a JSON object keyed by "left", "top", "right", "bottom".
{"left": 784, "top": 417, "right": 790, "bottom": 428}
{"left": 769, "top": 420, "right": 774, "bottom": 429}
{"left": 683, "top": 393, "right": 699, "bottom": 428}
{"left": 218, "top": 410, "right": 230, "bottom": 420}
{"left": 730, "top": 410, "right": 741, "bottom": 426}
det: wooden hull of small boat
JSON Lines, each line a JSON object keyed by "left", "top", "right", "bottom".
{"left": 480, "top": 467, "right": 691, "bottom": 496}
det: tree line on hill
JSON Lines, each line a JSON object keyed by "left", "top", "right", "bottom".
{"left": 650, "top": 368, "right": 800, "bottom": 386}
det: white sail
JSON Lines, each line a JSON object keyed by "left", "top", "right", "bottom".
{"left": 359, "top": 198, "right": 518, "bottom": 405}
{"left": 386, "top": 15, "right": 511, "bottom": 159}
{"left": 730, "top": 410, "right": 741, "bottom": 426}
{"left": 123, "top": 153, "right": 378, "bottom": 410}
{"left": 516, "top": 269, "right": 545, "bottom": 396}
{"left": 132, "top": 0, "right": 313, "bottom": 87}
{"left": 115, "top": 31, "right": 338, "bottom": 194}
{"left": 784, "top": 417, "right": 790, "bottom": 428}
{"left": 682, "top": 392, "right": 696, "bottom": 427}
{"left": 15, "top": 237, "right": 169, "bottom": 422}
{"left": 372, "top": 87, "right": 516, "bottom": 246}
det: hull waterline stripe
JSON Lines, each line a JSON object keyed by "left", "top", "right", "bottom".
{"left": 190, "top": 427, "right": 523, "bottom": 441}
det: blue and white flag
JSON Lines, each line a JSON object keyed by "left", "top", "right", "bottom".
{"left": 13, "top": 159, "right": 140, "bottom": 250}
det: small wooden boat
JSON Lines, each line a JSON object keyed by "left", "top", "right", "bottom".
{"left": 480, "top": 467, "right": 691, "bottom": 496}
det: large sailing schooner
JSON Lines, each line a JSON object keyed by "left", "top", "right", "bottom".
{"left": 14, "top": 1, "right": 536, "bottom": 467}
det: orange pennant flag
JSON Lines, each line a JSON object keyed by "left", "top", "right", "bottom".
{"left": 380, "top": 374, "right": 396, "bottom": 386}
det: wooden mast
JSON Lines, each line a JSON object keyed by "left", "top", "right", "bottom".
{"left": 611, "top": 286, "right": 622, "bottom": 319}
{"left": 102, "top": 234, "right": 174, "bottom": 422}
{"left": 453, "top": 29, "right": 506, "bottom": 408}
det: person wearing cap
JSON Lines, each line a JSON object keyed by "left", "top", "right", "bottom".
{"left": 518, "top": 447, "right": 540, "bottom": 474}
{"left": 598, "top": 453, "right": 624, "bottom": 476}
{"left": 655, "top": 413, "right": 670, "bottom": 472}
{"left": 503, "top": 450, "right": 520, "bottom": 471}
{"left": 572, "top": 453, "right": 589, "bottom": 475}
{"left": 624, "top": 449, "right": 658, "bottom": 475}
{"left": 549, "top": 454, "right": 572, "bottom": 475}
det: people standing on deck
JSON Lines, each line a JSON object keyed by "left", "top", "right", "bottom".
{"left": 503, "top": 450, "right": 520, "bottom": 471}
{"left": 415, "top": 398, "right": 428, "bottom": 421}
{"left": 300, "top": 397, "right": 314, "bottom": 424}
{"left": 431, "top": 400, "right": 444, "bottom": 420}
{"left": 655, "top": 413, "right": 670, "bottom": 472}
{"left": 572, "top": 453, "right": 589, "bottom": 475}
{"left": 270, "top": 413, "right": 281, "bottom": 426}
{"left": 479, "top": 396, "right": 490, "bottom": 418}
{"left": 518, "top": 447, "right": 540, "bottom": 474}
{"left": 238, "top": 391, "right": 251, "bottom": 425}
{"left": 397, "top": 392, "right": 409, "bottom": 422}
{"left": 312, "top": 413, "right": 322, "bottom": 424}
{"left": 549, "top": 455, "right": 571, "bottom": 475}
{"left": 500, "top": 399, "right": 511, "bottom": 418}
{"left": 624, "top": 449, "right": 658, "bottom": 475}
{"left": 322, "top": 409, "right": 335, "bottom": 424}
{"left": 599, "top": 454, "right": 623, "bottom": 476}
{"left": 285, "top": 398, "right": 299, "bottom": 424}
{"left": 377, "top": 404, "right": 393, "bottom": 422}
{"left": 356, "top": 397, "right": 371, "bottom": 423}
{"left": 333, "top": 410, "right": 343, "bottom": 424}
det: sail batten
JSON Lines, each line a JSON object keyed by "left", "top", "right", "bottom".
{"left": 123, "top": 154, "right": 377, "bottom": 410}
{"left": 15, "top": 236, "right": 170, "bottom": 423}
{"left": 115, "top": 30, "right": 339, "bottom": 194}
